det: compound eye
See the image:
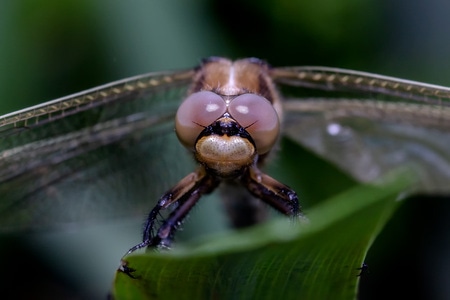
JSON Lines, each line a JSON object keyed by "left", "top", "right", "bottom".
{"left": 228, "top": 94, "right": 280, "bottom": 154}
{"left": 175, "top": 91, "right": 226, "bottom": 149}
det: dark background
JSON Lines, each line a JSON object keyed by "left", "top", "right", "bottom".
{"left": 0, "top": 0, "right": 449, "bottom": 299}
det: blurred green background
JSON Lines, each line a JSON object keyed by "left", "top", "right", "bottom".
{"left": 0, "top": 0, "right": 449, "bottom": 299}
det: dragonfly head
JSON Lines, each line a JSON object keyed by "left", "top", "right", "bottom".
{"left": 175, "top": 91, "right": 280, "bottom": 177}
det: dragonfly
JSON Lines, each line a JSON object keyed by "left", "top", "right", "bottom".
{"left": 1, "top": 57, "right": 449, "bottom": 254}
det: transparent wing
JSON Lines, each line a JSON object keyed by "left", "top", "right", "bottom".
{"left": 0, "top": 69, "right": 196, "bottom": 231}
{"left": 273, "top": 67, "right": 450, "bottom": 194}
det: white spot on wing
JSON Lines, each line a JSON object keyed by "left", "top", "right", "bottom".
{"left": 327, "top": 123, "right": 342, "bottom": 136}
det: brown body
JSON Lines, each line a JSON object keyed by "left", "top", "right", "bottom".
{"left": 191, "top": 58, "right": 289, "bottom": 226}
{"left": 191, "top": 57, "right": 281, "bottom": 108}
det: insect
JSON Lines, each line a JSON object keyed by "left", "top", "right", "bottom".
{"left": 0, "top": 57, "right": 449, "bottom": 257}
{"left": 126, "top": 57, "right": 300, "bottom": 253}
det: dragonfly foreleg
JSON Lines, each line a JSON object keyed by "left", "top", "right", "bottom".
{"left": 125, "top": 167, "right": 219, "bottom": 252}
{"left": 147, "top": 171, "right": 220, "bottom": 248}
{"left": 241, "top": 166, "right": 300, "bottom": 217}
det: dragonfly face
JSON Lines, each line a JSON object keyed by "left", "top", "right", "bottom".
{"left": 0, "top": 57, "right": 449, "bottom": 255}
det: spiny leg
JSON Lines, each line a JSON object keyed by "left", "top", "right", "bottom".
{"left": 149, "top": 174, "right": 220, "bottom": 248}
{"left": 125, "top": 167, "right": 220, "bottom": 254}
{"left": 241, "top": 165, "right": 300, "bottom": 217}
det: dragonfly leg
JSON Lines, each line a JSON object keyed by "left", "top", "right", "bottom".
{"left": 148, "top": 172, "right": 220, "bottom": 248}
{"left": 125, "top": 167, "right": 220, "bottom": 254}
{"left": 241, "top": 165, "right": 300, "bottom": 217}
{"left": 120, "top": 169, "right": 218, "bottom": 278}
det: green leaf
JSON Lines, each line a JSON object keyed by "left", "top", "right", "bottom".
{"left": 111, "top": 171, "right": 413, "bottom": 300}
